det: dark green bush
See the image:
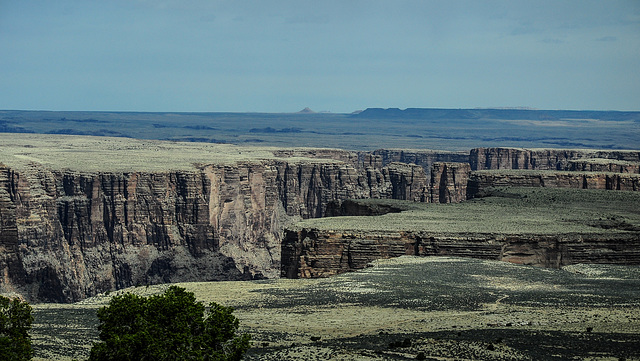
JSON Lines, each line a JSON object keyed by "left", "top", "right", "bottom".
{"left": 89, "top": 286, "right": 250, "bottom": 361}
{"left": 0, "top": 295, "right": 33, "bottom": 361}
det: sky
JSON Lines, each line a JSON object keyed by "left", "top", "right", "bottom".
{"left": 1, "top": 0, "right": 639, "bottom": 113}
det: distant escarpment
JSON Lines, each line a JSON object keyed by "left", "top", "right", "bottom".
{"left": 353, "top": 107, "right": 640, "bottom": 122}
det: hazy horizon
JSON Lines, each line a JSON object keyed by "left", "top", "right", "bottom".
{"left": 2, "top": 106, "right": 640, "bottom": 114}
{"left": 1, "top": 1, "right": 639, "bottom": 113}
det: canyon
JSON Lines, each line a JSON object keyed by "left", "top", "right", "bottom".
{"left": 1, "top": 134, "right": 639, "bottom": 302}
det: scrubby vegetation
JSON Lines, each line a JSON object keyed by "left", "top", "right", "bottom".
{"left": 29, "top": 257, "right": 640, "bottom": 360}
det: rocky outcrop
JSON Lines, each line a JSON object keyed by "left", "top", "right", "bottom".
{"left": 469, "top": 148, "right": 640, "bottom": 171}
{"left": 365, "top": 149, "right": 468, "bottom": 177}
{"left": 468, "top": 171, "right": 640, "bottom": 196}
{"left": 567, "top": 159, "right": 640, "bottom": 173}
{"left": 430, "top": 162, "right": 471, "bottom": 203}
{"left": 281, "top": 229, "right": 640, "bottom": 278}
{"left": 281, "top": 230, "right": 412, "bottom": 278}
{"left": 466, "top": 148, "right": 640, "bottom": 197}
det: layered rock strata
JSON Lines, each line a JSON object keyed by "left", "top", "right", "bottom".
{"left": 430, "top": 162, "right": 471, "bottom": 203}
{"left": 3, "top": 136, "right": 640, "bottom": 301}
{"left": 468, "top": 170, "right": 640, "bottom": 196}
{"left": 281, "top": 230, "right": 640, "bottom": 278}
{"left": 0, "top": 150, "right": 437, "bottom": 302}
{"left": 364, "top": 149, "right": 469, "bottom": 177}
{"left": 469, "top": 148, "right": 640, "bottom": 171}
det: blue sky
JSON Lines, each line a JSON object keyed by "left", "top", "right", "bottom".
{"left": 1, "top": 0, "right": 639, "bottom": 113}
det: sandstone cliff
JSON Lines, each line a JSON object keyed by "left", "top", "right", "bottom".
{"left": 469, "top": 147, "right": 640, "bottom": 171}
{"left": 467, "top": 170, "right": 640, "bottom": 197}
{"left": 282, "top": 229, "right": 640, "bottom": 278}
{"left": 430, "top": 162, "right": 471, "bottom": 203}
{"left": 365, "top": 149, "right": 468, "bottom": 176}
{"left": 0, "top": 136, "right": 442, "bottom": 302}
{"left": 3, "top": 136, "right": 640, "bottom": 301}
{"left": 465, "top": 147, "right": 640, "bottom": 197}
{"left": 281, "top": 188, "right": 640, "bottom": 278}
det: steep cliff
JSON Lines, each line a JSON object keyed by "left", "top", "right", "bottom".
{"left": 282, "top": 229, "right": 640, "bottom": 278}
{"left": 467, "top": 170, "right": 640, "bottom": 197}
{"left": 282, "top": 188, "right": 640, "bottom": 278}
{"left": 366, "top": 149, "right": 468, "bottom": 176}
{"left": 3, "top": 135, "right": 640, "bottom": 301}
{"left": 430, "top": 162, "right": 471, "bottom": 203}
{"left": 0, "top": 135, "right": 438, "bottom": 302}
{"left": 469, "top": 147, "right": 640, "bottom": 171}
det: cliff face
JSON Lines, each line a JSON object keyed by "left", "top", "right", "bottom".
{"left": 567, "top": 159, "right": 640, "bottom": 173}
{"left": 469, "top": 148, "right": 640, "bottom": 171}
{"left": 281, "top": 229, "right": 413, "bottom": 278}
{"left": 366, "top": 149, "right": 468, "bottom": 177}
{"left": 281, "top": 229, "right": 640, "bottom": 278}
{"left": 4, "top": 141, "right": 640, "bottom": 301}
{"left": 0, "top": 156, "right": 436, "bottom": 302}
{"left": 0, "top": 165, "right": 249, "bottom": 302}
{"left": 468, "top": 171, "right": 640, "bottom": 196}
{"left": 465, "top": 147, "right": 640, "bottom": 197}
{"left": 430, "top": 162, "right": 471, "bottom": 203}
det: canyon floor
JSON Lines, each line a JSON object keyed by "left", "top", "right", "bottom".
{"left": 31, "top": 256, "right": 640, "bottom": 361}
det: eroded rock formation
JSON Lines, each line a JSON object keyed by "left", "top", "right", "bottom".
{"left": 281, "top": 148, "right": 640, "bottom": 280}
{"left": 281, "top": 229, "right": 640, "bottom": 278}
{"left": 364, "top": 149, "right": 468, "bottom": 177}
{"left": 3, "top": 141, "right": 640, "bottom": 301}
{"left": 469, "top": 148, "right": 640, "bottom": 171}
{"left": 467, "top": 171, "right": 640, "bottom": 196}
{"left": 0, "top": 155, "right": 437, "bottom": 302}
{"left": 430, "top": 162, "right": 471, "bottom": 203}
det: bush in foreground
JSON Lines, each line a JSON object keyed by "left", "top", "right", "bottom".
{"left": 0, "top": 295, "right": 33, "bottom": 361}
{"left": 89, "top": 286, "right": 250, "bottom": 361}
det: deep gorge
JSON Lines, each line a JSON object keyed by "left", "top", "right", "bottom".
{"left": 1, "top": 141, "right": 639, "bottom": 302}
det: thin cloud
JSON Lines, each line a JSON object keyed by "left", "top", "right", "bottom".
{"left": 596, "top": 36, "right": 617, "bottom": 42}
{"left": 541, "top": 38, "right": 564, "bottom": 44}
{"left": 284, "top": 14, "right": 331, "bottom": 25}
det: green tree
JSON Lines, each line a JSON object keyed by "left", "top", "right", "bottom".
{"left": 89, "top": 286, "right": 251, "bottom": 361}
{"left": 0, "top": 295, "right": 34, "bottom": 361}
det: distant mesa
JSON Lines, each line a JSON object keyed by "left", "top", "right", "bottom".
{"left": 352, "top": 107, "right": 640, "bottom": 122}
{"left": 297, "top": 107, "right": 315, "bottom": 114}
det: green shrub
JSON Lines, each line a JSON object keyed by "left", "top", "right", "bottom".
{"left": 89, "top": 286, "right": 250, "bottom": 361}
{"left": 0, "top": 295, "right": 33, "bottom": 361}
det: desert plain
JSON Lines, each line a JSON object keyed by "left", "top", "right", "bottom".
{"left": 31, "top": 255, "right": 640, "bottom": 361}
